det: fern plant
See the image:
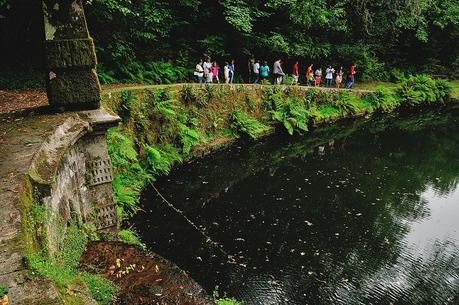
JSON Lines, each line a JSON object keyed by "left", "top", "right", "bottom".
{"left": 365, "top": 86, "right": 399, "bottom": 112}
{"left": 178, "top": 123, "right": 204, "bottom": 154}
{"left": 397, "top": 75, "right": 451, "bottom": 106}
{"left": 143, "top": 144, "right": 182, "bottom": 177}
{"left": 108, "top": 128, "right": 151, "bottom": 217}
{"left": 332, "top": 92, "right": 361, "bottom": 115}
{"left": 270, "top": 98, "right": 309, "bottom": 135}
{"left": 229, "top": 109, "right": 270, "bottom": 139}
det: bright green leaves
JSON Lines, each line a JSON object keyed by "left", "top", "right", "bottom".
{"left": 229, "top": 109, "right": 270, "bottom": 139}
{"left": 220, "top": 0, "right": 254, "bottom": 33}
{"left": 397, "top": 75, "right": 452, "bottom": 106}
{"left": 270, "top": 97, "right": 310, "bottom": 135}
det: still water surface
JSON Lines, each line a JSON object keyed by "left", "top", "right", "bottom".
{"left": 134, "top": 109, "right": 459, "bottom": 305}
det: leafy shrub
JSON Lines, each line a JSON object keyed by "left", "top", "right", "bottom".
{"left": 270, "top": 97, "right": 309, "bottom": 135}
{"left": 143, "top": 144, "right": 182, "bottom": 177}
{"left": 390, "top": 68, "right": 408, "bottom": 82}
{"left": 397, "top": 75, "right": 452, "bottom": 106}
{"left": 108, "top": 128, "right": 151, "bottom": 217}
{"left": 332, "top": 92, "right": 362, "bottom": 114}
{"left": 229, "top": 109, "right": 269, "bottom": 139}
{"left": 178, "top": 123, "right": 203, "bottom": 154}
{"left": 365, "top": 86, "right": 399, "bottom": 112}
{"left": 262, "top": 85, "right": 283, "bottom": 112}
{"left": 433, "top": 79, "right": 453, "bottom": 103}
{"left": 108, "top": 61, "right": 191, "bottom": 85}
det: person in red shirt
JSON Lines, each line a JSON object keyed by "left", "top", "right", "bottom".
{"left": 292, "top": 61, "right": 299, "bottom": 85}
{"left": 346, "top": 63, "right": 356, "bottom": 89}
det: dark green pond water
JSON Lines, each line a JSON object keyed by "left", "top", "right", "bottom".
{"left": 134, "top": 108, "right": 459, "bottom": 305}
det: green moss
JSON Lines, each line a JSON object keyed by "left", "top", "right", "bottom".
{"left": 119, "top": 229, "right": 145, "bottom": 249}
{"left": 47, "top": 69, "right": 101, "bottom": 108}
{"left": 25, "top": 223, "right": 116, "bottom": 305}
{"left": 46, "top": 38, "right": 97, "bottom": 69}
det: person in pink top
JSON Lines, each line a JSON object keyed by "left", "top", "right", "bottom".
{"left": 212, "top": 62, "right": 220, "bottom": 83}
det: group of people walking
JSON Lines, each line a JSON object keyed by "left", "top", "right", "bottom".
{"left": 304, "top": 64, "right": 356, "bottom": 89}
{"left": 194, "top": 56, "right": 357, "bottom": 89}
{"left": 194, "top": 57, "right": 236, "bottom": 84}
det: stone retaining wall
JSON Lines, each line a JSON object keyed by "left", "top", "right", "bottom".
{"left": 26, "top": 109, "right": 120, "bottom": 255}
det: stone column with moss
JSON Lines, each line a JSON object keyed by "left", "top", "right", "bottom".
{"left": 42, "top": 0, "right": 101, "bottom": 110}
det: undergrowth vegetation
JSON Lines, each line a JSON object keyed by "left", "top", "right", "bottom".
{"left": 103, "top": 76, "right": 452, "bottom": 222}
{"left": 25, "top": 223, "right": 116, "bottom": 305}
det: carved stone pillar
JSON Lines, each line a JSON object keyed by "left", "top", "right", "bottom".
{"left": 42, "top": 0, "right": 101, "bottom": 110}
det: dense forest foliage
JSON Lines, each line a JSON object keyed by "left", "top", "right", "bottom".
{"left": 0, "top": 0, "right": 458, "bottom": 86}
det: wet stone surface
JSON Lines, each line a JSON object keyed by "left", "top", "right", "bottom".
{"left": 134, "top": 108, "right": 459, "bottom": 305}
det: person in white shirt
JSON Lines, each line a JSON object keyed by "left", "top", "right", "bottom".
{"left": 203, "top": 57, "right": 213, "bottom": 83}
{"left": 253, "top": 60, "right": 260, "bottom": 84}
{"left": 224, "top": 62, "right": 230, "bottom": 84}
{"left": 325, "top": 66, "right": 335, "bottom": 87}
{"left": 194, "top": 60, "right": 204, "bottom": 83}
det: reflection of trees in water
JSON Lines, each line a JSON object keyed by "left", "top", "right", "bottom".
{"left": 145, "top": 109, "right": 459, "bottom": 304}
{"left": 339, "top": 240, "right": 459, "bottom": 305}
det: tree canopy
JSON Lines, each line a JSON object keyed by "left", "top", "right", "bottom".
{"left": 0, "top": 0, "right": 458, "bottom": 83}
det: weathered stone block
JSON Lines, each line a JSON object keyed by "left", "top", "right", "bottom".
{"left": 43, "top": 0, "right": 89, "bottom": 40}
{"left": 46, "top": 38, "right": 97, "bottom": 69}
{"left": 47, "top": 69, "right": 101, "bottom": 109}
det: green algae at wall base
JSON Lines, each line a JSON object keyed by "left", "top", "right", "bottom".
{"left": 100, "top": 77, "right": 452, "bottom": 221}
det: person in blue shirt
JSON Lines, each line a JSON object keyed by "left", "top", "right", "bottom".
{"left": 260, "top": 61, "right": 270, "bottom": 82}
